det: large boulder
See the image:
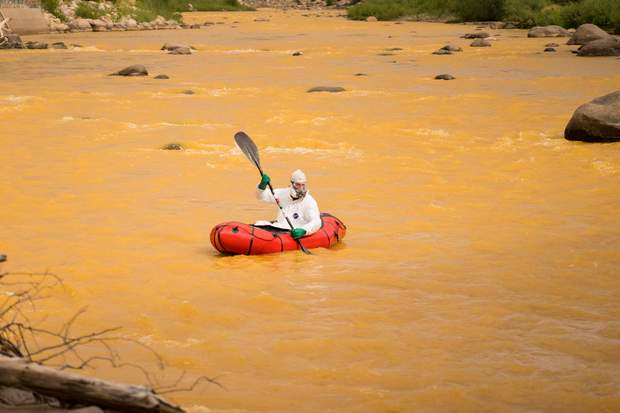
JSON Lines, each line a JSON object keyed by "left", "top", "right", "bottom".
{"left": 527, "top": 25, "right": 570, "bottom": 38}
{"left": 565, "top": 91, "right": 620, "bottom": 142}
{"left": 567, "top": 24, "right": 613, "bottom": 45}
{"left": 576, "top": 37, "right": 620, "bottom": 56}
{"left": 110, "top": 65, "right": 148, "bottom": 76}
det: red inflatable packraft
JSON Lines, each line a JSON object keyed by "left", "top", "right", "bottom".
{"left": 210, "top": 213, "right": 346, "bottom": 255}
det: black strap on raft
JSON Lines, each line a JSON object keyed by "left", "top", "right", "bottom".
{"left": 247, "top": 225, "right": 255, "bottom": 255}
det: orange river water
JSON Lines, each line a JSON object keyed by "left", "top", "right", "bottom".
{"left": 1, "top": 9, "right": 620, "bottom": 413}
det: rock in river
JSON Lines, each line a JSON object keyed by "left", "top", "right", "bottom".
{"left": 576, "top": 38, "right": 620, "bottom": 57}
{"left": 307, "top": 86, "right": 346, "bottom": 93}
{"left": 110, "top": 65, "right": 148, "bottom": 76}
{"left": 470, "top": 38, "right": 491, "bottom": 47}
{"left": 435, "top": 74, "right": 455, "bottom": 80}
{"left": 462, "top": 32, "right": 489, "bottom": 39}
{"left": 527, "top": 25, "right": 570, "bottom": 38}
{"left": 567, "top": 24, "right": 613, "bottom": 45}
{"left": 565, "top": 90, "right": 620, "bottom": 142}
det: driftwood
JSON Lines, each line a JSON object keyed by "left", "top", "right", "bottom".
{"left": 0, "top": 356, "right": 184, "bottom": 413}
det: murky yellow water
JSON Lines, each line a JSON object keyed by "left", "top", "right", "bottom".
{"left": 2, "top": 9, "right": 620, "bottom": 413}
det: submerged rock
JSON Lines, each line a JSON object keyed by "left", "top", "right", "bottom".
{"left": 110, "top": 65, "right": 148, "bottom": 76}
{"left": 169, "top": 46, "right": 192, "bottom": 55}
{"left": 435, "top": 74, "right": 455, "bottom": 80}
{"left": 567, "top": 24, "right": 613, "bottom": 45}
{"left": 545, "top": 42, "right": 560, "bottom": 48}
{"left": 354, "top": 73, "right": 368, "bottom": 76}
{"left": 292, "top": 51, "right": 303, "bottom": 56}
{"left": 154, "top": 74, "right": 169, "bottom": 79}
{"left": 462, "top": 32, "right": 489, "bottom": 39}
{"left": 162, "top": 143, "right": 184, "bottom": 150}
{"left": 565, "top": 90, "right": 620, "bottom": 142}
{"left": 182, "top": 90, "right": 195, "bottom": 95}
{"left": 544, "top": 47, "right": 557, "bottom": 52}
{"left": 576, "top": 38, "right": 620, "bottom": 56}
{"left": 528, "top": 25, "right": 570, "bottom": 38}
{"left": 307, "top": 86, "right": 346, "bottom": 93}
{"left": 51, "top": 42, "right": 68, "bottom": 49}
{"left": 432, "top": 49, "right": 452, "bottom": 55}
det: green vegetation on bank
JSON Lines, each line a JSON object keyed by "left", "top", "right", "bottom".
{"left": 41, "top": 0, "right": 66, "bottom": 20}
{"left": 347, "top": 0, "right": 620, "bottom": 33}
{"left": 41, "top": 0, "right": 254, "bottom": 24}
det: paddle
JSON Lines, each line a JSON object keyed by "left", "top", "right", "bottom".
{"left": 234, "top": 131, "right": 312, "bottom": 255}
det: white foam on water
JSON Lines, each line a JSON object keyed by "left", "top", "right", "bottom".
{"left": 1, "top": 95, "right": 33, "bottom": 103}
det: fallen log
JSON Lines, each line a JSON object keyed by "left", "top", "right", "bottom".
{"left": 0, "top": 356, "right": 184, "bottom": 413}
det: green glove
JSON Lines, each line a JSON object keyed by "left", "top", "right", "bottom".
{"left": 258, "top": 173, "right": 270, "bottom": 190}
{"left": 291, "top": 228, "right": 307, "bottom": 239}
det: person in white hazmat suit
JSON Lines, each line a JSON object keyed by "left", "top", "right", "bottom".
{"left": 254, "top": 169, "right": 321, "bottom": 239}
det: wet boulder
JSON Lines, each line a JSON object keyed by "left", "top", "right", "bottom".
{"left": 565, "top": 90, "right": 620, "bottom": 142}
{"left": 307, "top": 86, "right": 346, "bottom": 93}
{"left": 527, "top": 25, "right": 570, "bottom": 38}
{"left": 462, "top": 32, "right": 489, "bottom": 39}
{"left": 435, "top": 74, "right": 455, "bottom": 80}
{"left": 576, "top": 37, "right": 620, "bottom": 56}
{"left": 110, "top": 64, "right": 148, "bottom": 76}
{"left": 567, "top": 24, "right": 613, "bottom": 45}
{"left": 470, "top": 38, "right": 491, "bottom": 47}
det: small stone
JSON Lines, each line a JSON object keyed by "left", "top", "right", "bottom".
{"left": 182, "top": 90, "right": 195, "bottom": 95}
{"left": 307, "top": 86, "right": 346, "bottom": 93}
{"left": 435, "top": 74, "right": 455, "bottom": 80}
{"left": 292, "top": 51, "right": 303, "bottom": 56}
{"left": 154, "top": 74, "right": 169, "bottom": 79}
{"left": 432, "top": 49, "right": 452, "bottom": 55}
{"left": 544, "top": 47, "right": 556, "bottom": 52}
{"left": 354, "top": 73, "right": 368, "bottom": 76}
{"left": 51, "top": 42, "right": 68, "bottom": 49}
{"left": 162, "top": 143, "right": 183, "bottom": 150}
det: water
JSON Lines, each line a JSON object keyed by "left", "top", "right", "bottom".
{"left": 1, "top": 10, "right": 619, "bottom": 413}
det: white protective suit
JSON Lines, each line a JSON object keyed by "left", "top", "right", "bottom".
{"left": 255, "top": 187, "right": 322, "bottom": 235}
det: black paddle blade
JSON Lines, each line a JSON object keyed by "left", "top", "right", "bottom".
{"left": 234, "top": 131, "right": 261, "bottom": 169}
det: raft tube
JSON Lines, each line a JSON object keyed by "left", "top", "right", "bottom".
{"left": 211, "top": 213, "right": 346, "bottom": 255}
